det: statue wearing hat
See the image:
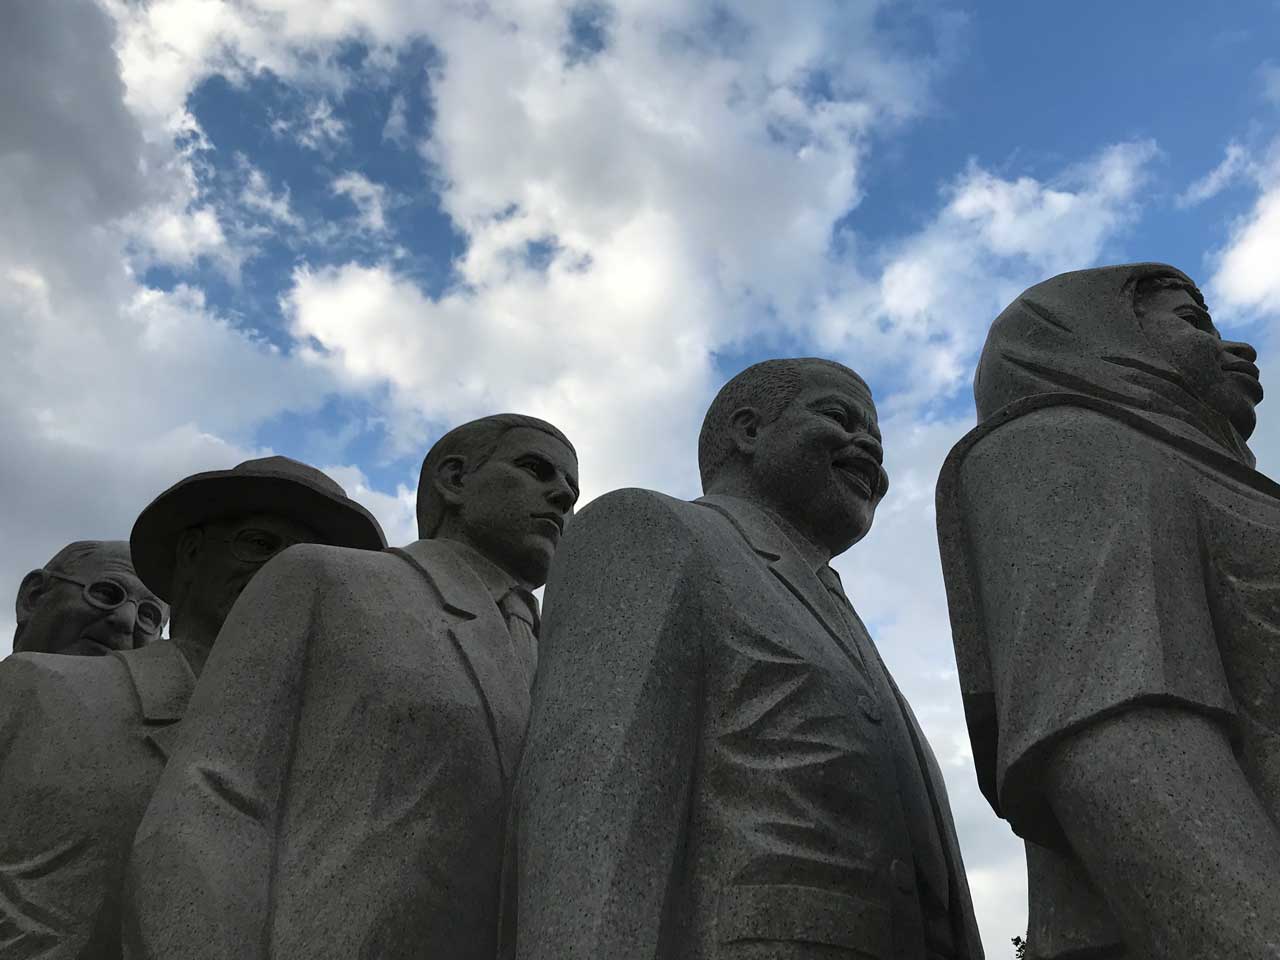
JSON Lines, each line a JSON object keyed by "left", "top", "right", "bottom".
{"left": 123, "top": 415, "right": 578, "bottom": 960}
{"left": 0, "top": 457, "right": 384, "bottom": 960}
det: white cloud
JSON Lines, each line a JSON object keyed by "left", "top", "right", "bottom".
{"left": 1207, "top": 139, "right": 1280, "bottom": 319}
{"left": 0, "top": 0, "right": 345, "bottom": 661}
{"left": 1178, "top": 142, "right": 1252, "bottom": 207}
{"left": 814, "top": 140, "right": 1159, "bottom": 412}
{"left": 332, "top": 172, "right": 389, "bottom": 233}
{"left": 242, "top": 161, "right": 302, "bottom": 227}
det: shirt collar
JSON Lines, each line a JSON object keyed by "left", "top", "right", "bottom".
{"left": 435, "top": 537, "right": 524, "bottom": 606}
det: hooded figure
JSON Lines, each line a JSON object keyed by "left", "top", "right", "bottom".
{"left": 936, "top": 264, "right": 1280, "bottom": 959}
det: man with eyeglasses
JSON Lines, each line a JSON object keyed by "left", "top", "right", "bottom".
{"left": 12, "top": 540, "right": 168, "bottom": 657}
{"left": 0, "top": 456, "right": 385, "bottom": 960}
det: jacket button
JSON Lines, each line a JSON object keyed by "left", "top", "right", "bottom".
{"left": 857, "top": 695, "right": 882, "bottom": 723}
{"left": 890, "top": 858, "right": 915, "bottom": 893}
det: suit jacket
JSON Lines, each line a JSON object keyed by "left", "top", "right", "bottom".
{"left": 123, "top": 539, "right": 533, "bottom": 960}
{"left": 0, "top": 642, "right": 194, "bottom": 960}
{"left": 508, "top": 490, "right": 982, "bottom": 960}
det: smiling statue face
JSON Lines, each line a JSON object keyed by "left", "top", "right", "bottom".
{"left": 1136, "top": 282, "right": 1264, "bottom": 439}
{"left": 17, "top": 544, "right": 168, "bottom": 656}
{"left": 749, "top": 366, "right": 889, "bottom": 558}
{"left": 447, "top": 427, "right": 580, "bottom": 589}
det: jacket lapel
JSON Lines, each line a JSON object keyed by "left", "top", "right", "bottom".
{"left": 391, "top": 541, "right": 529, "bottom": 789}
{"left": 696, "top": 495, "right": 867, "bottom": 673}
{"left": 114, "top": 642, "right": 196, "bottom": 761}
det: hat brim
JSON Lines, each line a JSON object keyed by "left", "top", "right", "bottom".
{"left": 130, "top": 471, "right": 386, "bottom": 601}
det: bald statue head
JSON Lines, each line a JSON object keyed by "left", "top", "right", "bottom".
{"left": 13, "top": 540, "right": 169, "bottom": 656}
{"left": 699, "top": 358, "right": 889, "bottom": 561}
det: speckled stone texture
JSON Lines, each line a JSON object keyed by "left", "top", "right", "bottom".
{"left": 507, "top": 488, "right": 983, "bottom": 960}
{"left": 0, "top": 642, "right": 193, "bottom": 959}
{"left": 122, "top": 538, "right": 534, "bottom": 960}
{"left": 937, "top": 263, "right": 1280, "bottom": 959}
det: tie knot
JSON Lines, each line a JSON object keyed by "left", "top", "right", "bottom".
{"left": 499, "top": 588, "right": 539, "bottom": 631}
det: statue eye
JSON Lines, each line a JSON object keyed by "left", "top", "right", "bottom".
{"left": 821, "top": 408, "right": 849, "bottom": 427}
{"left": 518, "top": 457, "right": 552, "bottom": 481}
{"left": 87, "top": 581, "right": 125, "bottom": 606}
{"left": 137, "top": 602, "right": 165, "bottom": 631}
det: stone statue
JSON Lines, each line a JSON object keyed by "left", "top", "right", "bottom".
{"left": 936, "top": 263, "right": 1280, "bottom": 958}
{"left": 508, "top": 359, "right": 983, "bottom": 960}
{"left": 123, "top": 415, "right": 578, "bottom": 960}
{"left": 0, "top": 456, "right": 384, "bottom": 960}
{"left": 12, "top": 540, "right": 168, "bottom": 656}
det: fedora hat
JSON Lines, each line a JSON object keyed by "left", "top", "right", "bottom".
{"left": 130, "top": 456, "right": 386, "bottom": 601}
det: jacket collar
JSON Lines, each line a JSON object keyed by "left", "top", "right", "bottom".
{"left": 696, "top": 494, "right": 867, "bottom": 673}
{"left": 114, "top": 641, "right": 196, "bottom": 723}
{"left": 395, "top": 537, "right": 488, "bottom": 619}
{"left": 390, "top": 539, "right": 530, "bottom": 788}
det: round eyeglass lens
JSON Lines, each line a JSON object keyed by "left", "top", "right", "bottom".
{"left": 86, "top": 580, "right": 127, "bottom": 607}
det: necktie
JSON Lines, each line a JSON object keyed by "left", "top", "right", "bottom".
{"left": 498, "top": 588, "right": 539, "bottom": 686}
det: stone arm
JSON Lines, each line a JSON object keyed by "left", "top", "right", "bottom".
{"left": 1046, "top": 706, "right": 1280, "bottom": 958}
{"left": 509, "top": 489, "right": 703, "bottom": 960}
{"left": 122, "top": 546, "right": 323, "bottom": 960}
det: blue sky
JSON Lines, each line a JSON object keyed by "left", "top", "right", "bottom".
{"left": 4, "top": 1, "right": 1280, "bottom": 953}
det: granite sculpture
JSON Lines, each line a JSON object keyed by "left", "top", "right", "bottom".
{"left": 0, "top": 456, "right": 384, "bottom": 960}
{"left": 508, "top": 359, "right": 983, "bottom": 959}
{"left": 936, "top": 263, "right": 1280, "bottom": 959}
{"left": 11, "top": 540, "right": 168, "bottom": 656}
{"left": 123, "top": 415, "right": 578, "bottom": 960}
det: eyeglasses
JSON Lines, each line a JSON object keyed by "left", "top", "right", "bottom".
{"left": 204, "top": 528, "right": 298, "bottom": 565}
{"left": 44, "top": 571, "right": 166, "bottom": 635}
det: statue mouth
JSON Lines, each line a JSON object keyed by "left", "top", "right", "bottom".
{"left": 1222, "top": 358, "right": 1260, "bottom": 381}
{"left": 833, "top": 456, "right": 881, "bottom": 498}
{"left": 531, "top": 512, "right": 565, "bottom": 535}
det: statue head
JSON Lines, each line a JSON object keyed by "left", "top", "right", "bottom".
{"left": 418, "top": 414, "right": 579, "bottom": 590}
{"left": 14, "top": 540, "right": 168, "bottom": 656}
{"left": 130, "top": 457, "right": 386, "bottom": 665}
{"left": 975, "top": 262, "right": 1262, "bottom": 465}
{"left": 699, "top": 358, "right": 888, "bottom": 560}
{"left": 1132, "top": 271, "right": 1262, "bottom": 440}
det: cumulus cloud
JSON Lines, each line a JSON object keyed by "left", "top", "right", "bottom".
{"left": 0, "top": 0, "right": 343, "bottom": 656}
{"left": 814, "top": 140, "right": 1159, "bottom": 412}
{"left": 1207, "top": 139, "right": 1280, "bottom": 319}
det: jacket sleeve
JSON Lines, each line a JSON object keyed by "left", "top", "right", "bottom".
{"left": 122, "top": 546, "right": 325, "bottom": 960}
{"left": 509, "top": 489, "right": 704, "bottom": 960}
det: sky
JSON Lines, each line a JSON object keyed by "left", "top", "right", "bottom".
{"left": 3, "top": 0, "right": 1280, "bottom": 954}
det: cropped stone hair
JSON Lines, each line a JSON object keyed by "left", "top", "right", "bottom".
{"left": 416, "top": 414, "right": 576, "bottom": 538}
{"left": 697, "top": 358, "right": 867, "bottom": 490}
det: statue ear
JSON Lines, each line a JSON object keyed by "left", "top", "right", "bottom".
{"left": 728, "top": 407, "right": 762, "bottom": 457}
{"left": 433, "top": 455, "right": 469, "bottom": 510}
{"left": 15, "top": 569, "right": 48, "bottom": 624}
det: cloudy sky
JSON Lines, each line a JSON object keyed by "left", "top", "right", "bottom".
{"left": 4, "top": 0, "right": 1280, "bottom": 953}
